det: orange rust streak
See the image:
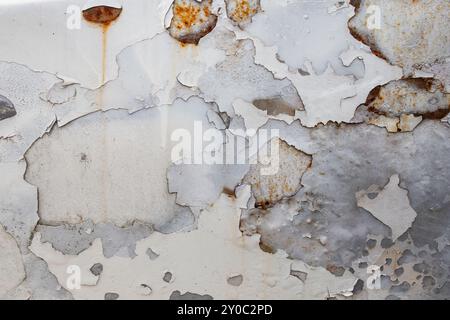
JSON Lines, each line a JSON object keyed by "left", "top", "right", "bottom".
{"left": 101, "top": 23, "right": 110, "bottom": 85}
{"left": 82, "top": 6, "right": 122, "bottom": 86}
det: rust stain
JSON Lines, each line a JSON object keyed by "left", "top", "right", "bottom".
{"left": 82, "top": 6, "right": 122, "bottom": 85}
{"left": 81, "top": 7, "right": 123, "bottom": 201}
{"left": 101, "top": 25, "right": 108, "bottom": 85}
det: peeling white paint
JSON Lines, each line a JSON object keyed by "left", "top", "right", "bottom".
{"left": 0, "top": 0, "right": 165, "bottom": 89}
{"left": 25, "top": 98, "right": 214, "bottom": 227}
{"left": 30, "top": 190, "right": 356, "bottom": 300}
{"left": 356, "top": 175, "right": 417, "bottom": 241}
{"left": 0, "top": 0, "right": 448, "bottom": 300}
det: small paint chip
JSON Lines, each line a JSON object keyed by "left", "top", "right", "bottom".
{"left": 0, "top": 95, "right": 16, "bottom": 121}
{"left": 227, "top": 274, "right": 243, "bottom": 286}
{"left": 146, "top": 247, "right": 159, "bottom": 260}
{"left": 163, "top": 271, "right": 173, "bottom": 283}
{"left": 90, "top": 263, "right": 103, "bottom": 276}
{"left": 104, "top": 292, "right": 119, "bottom": 300}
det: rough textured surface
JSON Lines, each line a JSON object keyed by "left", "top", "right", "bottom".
{"left": 349, "top": 0, "right": 450, "bottom": 76}
{"left": 1, "top": 0, "right": 449, "bottom": 300}
{"left": 243, "top": 139, "right": 311, "bottom": 208}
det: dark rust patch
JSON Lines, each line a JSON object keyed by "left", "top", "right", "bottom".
{"left": 82, "top": 6, "right": 122, "bottom": 25}
{"left": 419, "top": 107, "right": 450, "bottom": 120}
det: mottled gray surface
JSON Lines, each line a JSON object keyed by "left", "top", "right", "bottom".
{"left": 37, "top": 220, "right": 153, "bottom": 258}
{"left": 1, "top": 0, "right": 449, "bottom": 300}
{"left": 242, "top": 121, "right": 450, "bottom": 270}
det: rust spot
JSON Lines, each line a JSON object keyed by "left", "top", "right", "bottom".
{"left": 82, "top": 6, "right": 122, "bottom": 25}
{"left": 169, "top": 0, "right": 218, "bottom": 45}
{"left": 225, "top": 0, "right": 260, "bottom": 25}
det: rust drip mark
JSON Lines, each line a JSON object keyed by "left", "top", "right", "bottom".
{"left": 169, "top": 0, "right": 218, "bottom": 45}
{"left": 82, "top": 6, "right": 122, "bottom": 84}
{"left": 100, "top": 24, "right": 109, "bottom": 85}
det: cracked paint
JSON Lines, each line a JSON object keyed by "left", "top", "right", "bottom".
{"left": 1, "top": 0, "right": 449, "bottom": 300}
{"left": 30, "top": 191, "right": 357, "bottom": 300}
